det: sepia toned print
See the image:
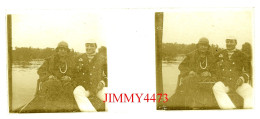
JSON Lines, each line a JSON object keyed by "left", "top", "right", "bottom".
{"left": 156, "top": 9, "right": 253, "bottom": 110}
{"left": 8, "top": 14, "right": 107, "bottom": 113}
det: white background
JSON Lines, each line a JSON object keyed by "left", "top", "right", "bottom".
{"left": 0, "top": 0, "right": 259, "bottom": 119}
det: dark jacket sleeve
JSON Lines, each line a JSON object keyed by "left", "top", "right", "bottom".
{"left": 240, "top": 51, "right": 250, "bottom": 83}
{"left": 103, "top": 56, "right": 108, "bottom": 86}
{"left": 214, "top": 52, "right": 224, "bottom": 82}
{"left": 207, "top": 54, "right": 218, "bottom": 80}
{"left": 68, "top": 56, "right": 77, "bottom": 80}
{"left": 37, "top": 58, "right": 51, "bottom": 82}
{"left": 73, "top": 55, "right": 85, "bottom": 85}
{"left": 178, "top": 54, "right": 191, "bottom": 77}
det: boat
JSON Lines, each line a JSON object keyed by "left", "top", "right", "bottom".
{"left": 17, "top": 79, "right": 105, "bottom": 113}
{"left": 162, "top": 75, "right": 244, "bottom": 110}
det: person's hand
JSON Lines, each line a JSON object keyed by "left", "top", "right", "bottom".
{"left": 201, "top": 71, "right": 211, "bottom": 77}
{"left": 61, "top": 76, "right": 71, "bottom": 81}
{"left": 188, "top": 71, "right": 197, "bottom": 77}
{"left": 97, "top": 80, "right": 105, "bottom": 90}
{"left": 85, "top": 90, "right": 90, "bottom": 97}
{"left": 236, "top": 77, "right": 244, "bottom": 87}
{"left": 48, "top": 75, "right": 57, "bottom": 80}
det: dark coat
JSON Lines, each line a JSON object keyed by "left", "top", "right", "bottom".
{"left": 215, "top": 49, "right": 250, "bottom": 90}
{"left": 179, "top": 50, "right": 217, "bottom": 80}
{"left": 34, "top": 54, "right": 78, "bottom": 112}
{"left": 37, "top": 54, "right": 76, "bottom": 82}
{"left": 172, "top": 50, "right": 218, "bottom": 109}
{"left": 75, "top": 53, "right": 107, "bottom": 93}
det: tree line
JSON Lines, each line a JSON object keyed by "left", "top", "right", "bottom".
{"left": 12, "top": 46, "right": 107, "bottom": 62}
{"left": 162, "top": 42, "right": 252, "bottom": 61}
{"left": 12, "top": 43, "right": 250, "bottom": 63}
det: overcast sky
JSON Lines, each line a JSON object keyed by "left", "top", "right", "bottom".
{"left": 12, "top": 13, "right": 106, "bottom": 53}
{"left": 162, "top": 8, "right": 253, "bottom": 49}
{"left": 11, "top": 9, "right": 253, "bottom": 52}
{"left": 10, "top": 11, "right": 156, "bottom": 54}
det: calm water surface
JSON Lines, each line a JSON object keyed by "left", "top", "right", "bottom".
{"left": 162, "top": 62, "right": 180, "bottom": 98}
{"left": 12, "top": 61, "right": 43, "bottom": 110}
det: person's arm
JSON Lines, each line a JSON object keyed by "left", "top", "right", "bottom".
{"left": 213, "top": 52, "right": 224, "bottom": 82}
{"left": 103, "top": 57, "right": 107, "bottom": 87}
{"left": 238, "top": 52, "right": 250, "bottom": 84}
{"left": 97, "top": 56, "right": 107, "bottom": 90}
{"left": 37, "top": 58, "right": 52, "bottom": 82}
{"left": 70, "top": 56, "right": 79, "bottom": 80}
{"left": 73, "top": 55, "right": 85, "bottom": 86}
{"left": 178, "top": 54, "right": 192, "bottom": 77}
{"left": 208, "top": 54, "right": 218, "bottom": 80}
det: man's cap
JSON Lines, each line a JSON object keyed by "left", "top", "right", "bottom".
{"left": 198, "top": 37, "right": 209, "bottom": 45}
{"left": 226, "top": 36, "right": 237, "bottom": 44}
{"left": 85, "top": 39, "right": 97, "bottom": 44}
{"left": 226, "top": 36, "right": 237, "bottom": 40}
{"left": 85, "top": 39, "right": 97, "bottom": 47}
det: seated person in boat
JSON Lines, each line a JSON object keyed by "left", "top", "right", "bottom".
{"left": 169, "top": 37, "right": 217, "bottom": 109}
{"left": 212, "top": 36, "right": 253, "bottom": 109}
{"left": 22, "top": 41, "right": 78, "bottom": 112}
{"left": 73, "top": 39, "right": 107, "bottom": 112}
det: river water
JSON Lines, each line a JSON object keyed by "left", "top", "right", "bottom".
{"left": 11, "top": 61, "right": 43, "bottom": 110}
{"left": 162, "top": 62, "right": 180, "bottom": 98}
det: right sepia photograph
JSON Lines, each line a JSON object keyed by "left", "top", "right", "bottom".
{"left": 156, "top": 8, "right": 253, "bottom": 110}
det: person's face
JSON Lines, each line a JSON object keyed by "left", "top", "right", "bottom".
{"left": 85, "top": 43, "right": 97, "bottom": 54}
{"left": 57, "top": 47, "right": 68, "bottom": 57}
{"left": 198, "top": 44, "right": 209, "bottom": 53}
{"left": 226, "top": 39, "right": 237, "bottom": 50}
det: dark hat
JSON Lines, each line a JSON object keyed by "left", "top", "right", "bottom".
{"left": 56, "top": 41, "right": 69, "bottom": 52}
{"left": 198, "top": 37, "right": 209, "bottom": 45}
{"left": 57, "top": 41, "right": 68, "bottom": 48}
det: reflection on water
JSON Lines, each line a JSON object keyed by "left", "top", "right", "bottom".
{"left": 12, "top": 61, "right": 44, "bottom": 110}
{"left": 162, "top": 62, "right": 181, "bottom": 98}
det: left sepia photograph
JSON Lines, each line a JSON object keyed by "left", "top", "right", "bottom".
{"left": 7, "top": 13, "right": 108, "bottom": 113}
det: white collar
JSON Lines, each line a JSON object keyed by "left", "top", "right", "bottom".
{"left": 227, "top": 49, "right": 237, "bottom": 52}
{"left": 86, "top": 52, "right": 96, "bottom": 56}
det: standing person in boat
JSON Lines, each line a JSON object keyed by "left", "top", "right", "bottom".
{"left": 22, "top": 41, "right": 78, "bottom": 112}
{"left": 73, "top": 39, "right": 107, "bottom": 112}
{"left": 212, "top": 36, "right": 253, "bottom": 109}
{"left": 169, "top": 37, "right": 217, "bottom": 109}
